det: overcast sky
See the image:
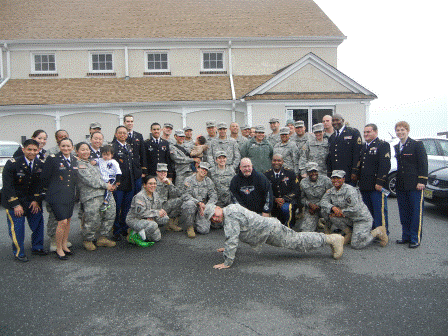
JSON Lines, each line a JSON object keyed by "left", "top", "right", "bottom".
{"left": 314, "top": 0, "right": 448, "bottom": 139}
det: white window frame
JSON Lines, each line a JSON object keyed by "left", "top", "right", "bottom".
{"left": 201, "top": 50, "right": 225, "bottom": 71}
{"left": 31, "top": 52, "right": 57, "bottom": 74}
{"left": 145, "top": 51, "right": 170, "bottom": 72}
{"left": 286, "top": 106, "right": 335, "bottom": 130}
{"left": 89, "top": 51, "right": 114, "bottom": 73}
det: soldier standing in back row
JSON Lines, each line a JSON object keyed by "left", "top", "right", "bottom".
{"left": 208, "top": 122, "right": 240, "bottom": 171}
{"left": 267, "top": 117, "right": 281, "bottom": 147}
{"left": 273, "top": 127, "right": 299, "bottom": 175}
{"left": 208, "top": 151, "right": 236, "bottom": 208}
{"left": 170, "top": 130, "right": 199, "bottom": 187}
{"left": 299, "top": 123, "right": 329, "bottom": 177}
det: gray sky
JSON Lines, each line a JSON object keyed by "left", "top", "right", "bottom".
{"left": 314, "top": 0, "right": 448, "bottom": 139}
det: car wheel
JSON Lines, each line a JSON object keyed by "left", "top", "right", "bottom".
{"left": 387, "top": 172, "right": 397, "bottom": 198}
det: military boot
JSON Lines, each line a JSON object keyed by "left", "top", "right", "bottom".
{"left": 96, "top": 236, "right": 116, "bottom": 248}
{"left": 317, "top": 218, "right": 331, "bottom": 234}
{"left": 83, "top": 241, "right": 97, "bottom": 251}
{"left": 187, "top": 226, "right": 196, "bottom": 238}
{"left": 342, "top": 227, "right": 352, "bottom": 245}
{"left": 167, "top": 217, "right": 182, "bottom": 232}
{"left": 371, "top": 226, "right": 389, "bottom": 247}
{"left": 325, "top": 234, "right": 344, "bottom": 260}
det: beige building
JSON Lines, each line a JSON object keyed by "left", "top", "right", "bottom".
{"left": 0, "top": 0, "right": 376, "bottom": 147}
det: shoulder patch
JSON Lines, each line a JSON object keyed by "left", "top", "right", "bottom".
{"left": 357, "top": 137, "right": 362, "bottom": 145}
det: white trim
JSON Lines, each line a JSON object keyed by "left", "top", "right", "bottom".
{"left": 30, "top": 52, "right": 57, "bottom": 74}
{"left": 285, "top": 106, "right": 335, "bottom": 130}
{"left": 201, "top": 50, "right": 225, "bottom": 72}
{"left": 144, "top": 50, "right": 170, "bottom": 72}
{"left": 89, "top": 51, "right": 114, "bottom": 73}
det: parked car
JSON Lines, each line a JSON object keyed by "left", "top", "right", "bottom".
{"left": 424, "top": 167, "right": 448, "bottom": 206}
{"left": 0, "top": 140, "right": 22, "bottom": 197}
{"left": 386, "top": 137, "right": 448, "bottom": 197}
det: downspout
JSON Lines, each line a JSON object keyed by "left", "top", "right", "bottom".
{"left": 124, "top": 46, "right": 130, "bottom": 79}
{"left": 228, "top": 40, "right": 236, "bottom": 121}
{"left": 0, "top": 43, "right": 11, "bottom": 90}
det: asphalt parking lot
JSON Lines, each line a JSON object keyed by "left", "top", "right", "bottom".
{"left": 0, "top": 199, "right": 447, "bottom": 336}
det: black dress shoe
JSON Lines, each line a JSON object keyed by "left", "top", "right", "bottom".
{"left": 409, "top": 242, "right": 420, "bottom": 248}
{"left": 55, "top": 252, "right": 68, "bottom": 260}
{"left": 15, "top": 255, "right": 29, "bottom": 262}
{"left": 111, "top": 234, "right": 122, "bottom": 242}
{"left": 31, "top": 249, "right": 48, "bottom": 256}
{"left": 63, "top": 250, "right": 74, "bottom": 256}
{"left": 396, "top": 239, "right": 410, "bottom": 244}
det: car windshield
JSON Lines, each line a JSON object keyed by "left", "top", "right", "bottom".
{"left": 0, "top": 144, "right": 19, "bottom": 157}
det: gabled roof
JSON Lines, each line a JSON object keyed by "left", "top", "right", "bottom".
{"left": 0, "top": 0, "right": 344, "bottom": 41}
{"left": 244, "top": 53, "right": 377, "bottom": 100}
{"left": 0, "top": 76, "right": 272, "bottom": 107}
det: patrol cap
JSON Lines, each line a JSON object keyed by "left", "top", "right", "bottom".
{"left": 203, "top": 203, "right": 217, "bottom": 221}
{"left": 331, "top": 170, "right": 346, "bottom": 178}
{"left": 269, "top": 117, "right": 280, "bottom": 123}
{"left": 206, "top": 120, "right": 216, "bottom": 128}
{"left": 174, "top": 129, "right": 185, "bottom": 137}
{"left": 164, "top": 122, "right": 174, "bottom": 129}
{"left": 255, "top": 125, "right": 265, "bottom": 133}
{"left": 279, "top": 127, "right": 290, "bottom": 135}
{"left": 199, "top": 161, "right": 211, "bottom": 170}
{"left": 90, "top": 122, "right": 102, "bottom": 129}
{"left": 306, "top": 162, "right": 319, "bottom": 172}
{"left": 312, "top": 123, "right": 324, "bottom": 133}
{"left": 183, "top": 126, "right": 193, "bottom": 131}
{"left": 242, "top": 124, "right": 251, "bottom": 130}
{"left": 294, "top": 120, "right": 305, "bottom": 128}
{"left": 156, "top": 163, "right": 168, "bottom": 172}
{"left": 217, "top": 122, "right": 227, "bottom": 129}
{"left": 285, "top": 119, "right": 295, "bottom": 126}
{"left": 215, "top": 151, "right": 227, "bottom": 158}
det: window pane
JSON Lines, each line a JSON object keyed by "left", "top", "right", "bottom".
{"left": 49, "top": 55, "right": 55, "bottom": 63}
{"left": 438, "top": 140, "right": 448, "bottom": 156}
{"left": 161, "top": 54, "right": 167, "bottom": 62}
{"left": 106, "top": 62, "right": 112, "bottom": 70}
{"left": 292, "top": 109, "right": 309, "bottom": 127}
{"left": 155, "top": 54, "right": 160, "bottom": 61}
{"left": 49, "top": 63, "right": 56, "bottom": 71}
{"left": 42, "top": 55, "right": 48, "bottom": 63}
{"left": 204, "top": 53, "right": 209, "bottom": 61}
{"left": 312, "top": 109, "right": 333, "bottom": 126}
{"left": 35, "top": 55, "right": 41, "bottom": 63}
{"left": 106, "top": 54, "right": 112, "bottom": 62}
{"left": 148, "top": 54, "right": 154, "bottom": 62}
{"left": 204, "top": 60, "right": 210, "bottom": 69}
{"left": 217, "top": 60, "right": 223, "bottom": 69}
{"left": 92, "top": 54, "right": 98, "bottom": 63}
{"left": 161, "top": 61, "right": 167, "bottom": 69}
{"left": 99, "top": 54, "right": 105, "bottom": 62}
{"left": 217, "top": 53, "right": 223, "bottom": 61}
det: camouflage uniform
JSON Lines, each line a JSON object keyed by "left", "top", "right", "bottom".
{"left": 298, "top": 138, "right": 329, "bottom": 176}
{"left": 221, "top": 204, "right": 327, "bottom": 267}
{"left": 77, "top": 159, "right": 116, "bottom": 241}
{"left": 273, "top": 140, "right": 300, "bottom": 175}
{"left": 320, "top": 183, "right": 374, "bottom": 249}
{"left": 181, "top": 174, "right": 218, "bottom": 234}
{"left": 169, "top": 144, "right": 195, "bottom": 187}
{"left": 126, "top": 190, "right": 169, "bottom": 242}
{"left": 208, "top": 137, "right": 241, "bottom": 171}
{"left": 266, "top": 132, "right": 281, "bottom": 147}
{"left": 183, "top": 139, "right": 195, "bottom": 153}
{"left": 299, "top": 175, "right": 333, "bottom": 232}
{"left": 292, "top": 132, "right": 315, "bottom": 149}
{"left": 156, "top": 179, "right": 182, "bottom": 218}
{"left": 208, "top": 165, "right": 235, "bottom": 207}
{"left": 231, "top": 135, "right": 248, "bottom": 150}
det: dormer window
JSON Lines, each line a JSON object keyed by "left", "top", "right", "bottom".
{"left": 202, "top": 51, "right": 224, "bottom": 71}
{"left": 32, "top": 53, "right": 56, "bottom": 73}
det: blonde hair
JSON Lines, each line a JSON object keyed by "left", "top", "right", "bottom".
{"left": 395, "top": 121, "right": 410, "bottom": 132}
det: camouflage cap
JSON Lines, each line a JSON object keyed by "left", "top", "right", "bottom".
{"left": 203, "top": 203, "right": 217, "bottom": 221}
{"left": 199, "top": 161, "right": 211, "bottom": 170}
{"left": 285, "top": 119, "right": 295, "bottom": 126}
{"left": 294, "top": 120, "right": 305, "bottom": 128}
{"left": 331, "top": 170, "right": 346, "bottom": 178}
{"left": 174, "top": 129, "right": 185, "bottom": 137}
{"left": 242, "top": 124, "right": 251, "bottom": 130}
{"left": 306, "top": 162, "right": 319, "bottom": 172}
{"left": 312, "top": 123, "right": 324, "bottom": 133}
{"left": 215, "top": 150, "right": 227, "bottom": 158}
{"left": 183, "top": 126, "right": 193, "bottom": 131}
{"left": 217, "top": 122, "right": 228, "bottom": 129}
{"left": 90, "top": 122, "right": 102, "bottom": 129}
{"left": 269, "top": 117, "right": 280, "bottom": 123}
{"left": 279, "top": 127, "right": 290, "bottom": 135}
{"left": 163, "top": 122, "right": 174, "bottom": 129}
{"left": 255, "top": 125, "right": 265, "bottom": 133}
{"left": 156, "top": 163, "right": 168, "bottom": 172}
{"left": 206, "top": 120, "right": 216, "bottom": 128}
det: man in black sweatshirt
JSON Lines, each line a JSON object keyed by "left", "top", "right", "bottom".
{"left": 230, "top": 158, "right": 273, "bottom": 216}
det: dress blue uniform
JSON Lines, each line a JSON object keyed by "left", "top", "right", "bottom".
{"left": 264, "top": 168, "right": 300, "bottom": 227}
{"left": 394, "top": 138, "right": 428, "bottom": 246}
{"left": 2, "top": 156, "right": 45, "bottom": 259}
{"left": 357, "top": 138, "right": 391, "bottom": 232}
{"left": 41, "top": 153, "right": 78, "bottom": 221}
{"left": 144, "top": 136, "right": 174, "bottom": 178}
{"left": 126, "top": 130, "right": 147, "bottom": 193}
{"left": 327, "top": 126, "right": 362, "bottom": 185}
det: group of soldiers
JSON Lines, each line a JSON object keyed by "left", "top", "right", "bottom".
{"left": 3, "top": 112, "right": 394, "bottom": 267}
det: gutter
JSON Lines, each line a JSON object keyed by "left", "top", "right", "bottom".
{"left": 0, "top": 43, "right": 11, "bottom": 90}
{"left": 228, "top": 40, "right": 236, "bottom": 121}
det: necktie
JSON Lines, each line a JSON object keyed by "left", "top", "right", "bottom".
{"left": 128, "top": 133, "right": 132, "bottom": 140}
{"left": 66, "top": 158, "right": 70, "bottom": 167}
{"left": 28, "top": 161, "right": 33, "bottom": 171}
{"left": 336, "top": 130, "right": 340, "bottom": 138}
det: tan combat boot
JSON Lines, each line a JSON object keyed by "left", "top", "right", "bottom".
{"left": 317, "top": 218, "right": 332, "bottom": 234}
{"left": 83, "top": 241, "right": 97, "bottom": 251}
{"left": 187, "top": 226, "right": 196, "bottom": 238}
{"left": 342, "top": 227, "right": 352, "bottom": 245}
{"left": 325, "top": 234, "right": 344, "bottom": 260}
{"left": 167, "top": 218, "right": 182, "bottom": 232}
{"left": 371, "top": 226, "right": 389, "bottom": 247}
{"left": 96, "top": 236, "right": 117, "bottom": 248}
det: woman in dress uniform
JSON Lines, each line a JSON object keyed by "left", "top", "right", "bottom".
{"left": 13, "top": 129, "right": 48, "bottom": 161}
{"left": 41, "top": 138, "right": 78, "bottom": 260}
{"left": 89, "top": 131, "right": 104, "bottom": 159}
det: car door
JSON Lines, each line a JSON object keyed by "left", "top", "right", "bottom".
{"left": 435, "top": 139, "right": 448, "bottom": 169}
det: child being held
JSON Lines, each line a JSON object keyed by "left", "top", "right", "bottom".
{"left": 190, "top": 135, "right": 208, "bottom": 171}
{"left": 91, "top": 145, "right": 122, "bottom": 211}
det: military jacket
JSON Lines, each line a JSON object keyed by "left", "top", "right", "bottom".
{"left": 170, "top": 143, "right": 195, "bottom": 176}
{"left": 357, "top": 138, "right": 391, "bottom": 190}
{"left": 1, "top": 156, "right": 44, "bottom": 209}
{"left": 41, "top": 152, "right": 78, "bottom": 204}
{"left": 240, "top": 138, "right": 273, "bottom": 173}
{"left": 183, "top": 139, "right": 195, "bottom": 153}
{"left": 156, "top": 179, "right": 181, "bottom": 203}
{"left": 299, "top": 138, "right": 329, "bottom": 175}
{"left": 264, "top": 168, "right": 300, "bottom": 204}
{"left": 300, "top": 175, "right": 333, "bottom": 207}
{"left": 273, "top": 141, "right": 299, "bottom": 174}
{"left": 182, "top": 174, "right": 217, "bottom": 205}
{"left": 144, "top": 136, "right": 173, "bottom": 177}
{"left": 394, "top": 138, "right": 428, "bottom": 191}
{"left": 327, "top": 126, "right": 362, "bottom": 178}
{"left": 112, "top": 140, "right": 136, "bottom": 192}
{"left": 231, "top": 135, "right": 248, "bottom": 150}
{"left": 292, "top": 132, "right": 315, "bottom": 149}
{"left": 88, "top": 144, "right": 102, "bottom": 160}
{"left": 76, "top": 159, "right": 108, "bottom": 203}
{"left": 222, "top": 204, "right": 276, "bottom": 266}
{"left": 208, "top": 137, "right": 241, "bottom": 171}
{"left": 209, "top": 165, "right": 235, "bottom": 207}
{"left": 126, "top": 131, "right": 147, "bottom": 176}
{"left": 127, "top": 190, "right": 164, "bottom": 221}
{"left": 266, "top": 132, "right": 281, "bottom": 147}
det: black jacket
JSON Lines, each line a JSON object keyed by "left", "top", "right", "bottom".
{"left": 357, "top": 138, "right": 391, "bottom": 190}
{"left": 394, "top": 138, "right": 428, "bottom": 191}
{"left": 230, "top": 168, "right": 273, "bottom": 214}
{"left": 112, "top": 140, "right": 137, "bottom": 191}
{"left": 264, "top": 167, "right": 300, "bottom": 205}
{"left": 127, "top": 131, "right": 147, "bottom": 176}
{"left": 144, "top": 136, "right": 174, "bottom": 177}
